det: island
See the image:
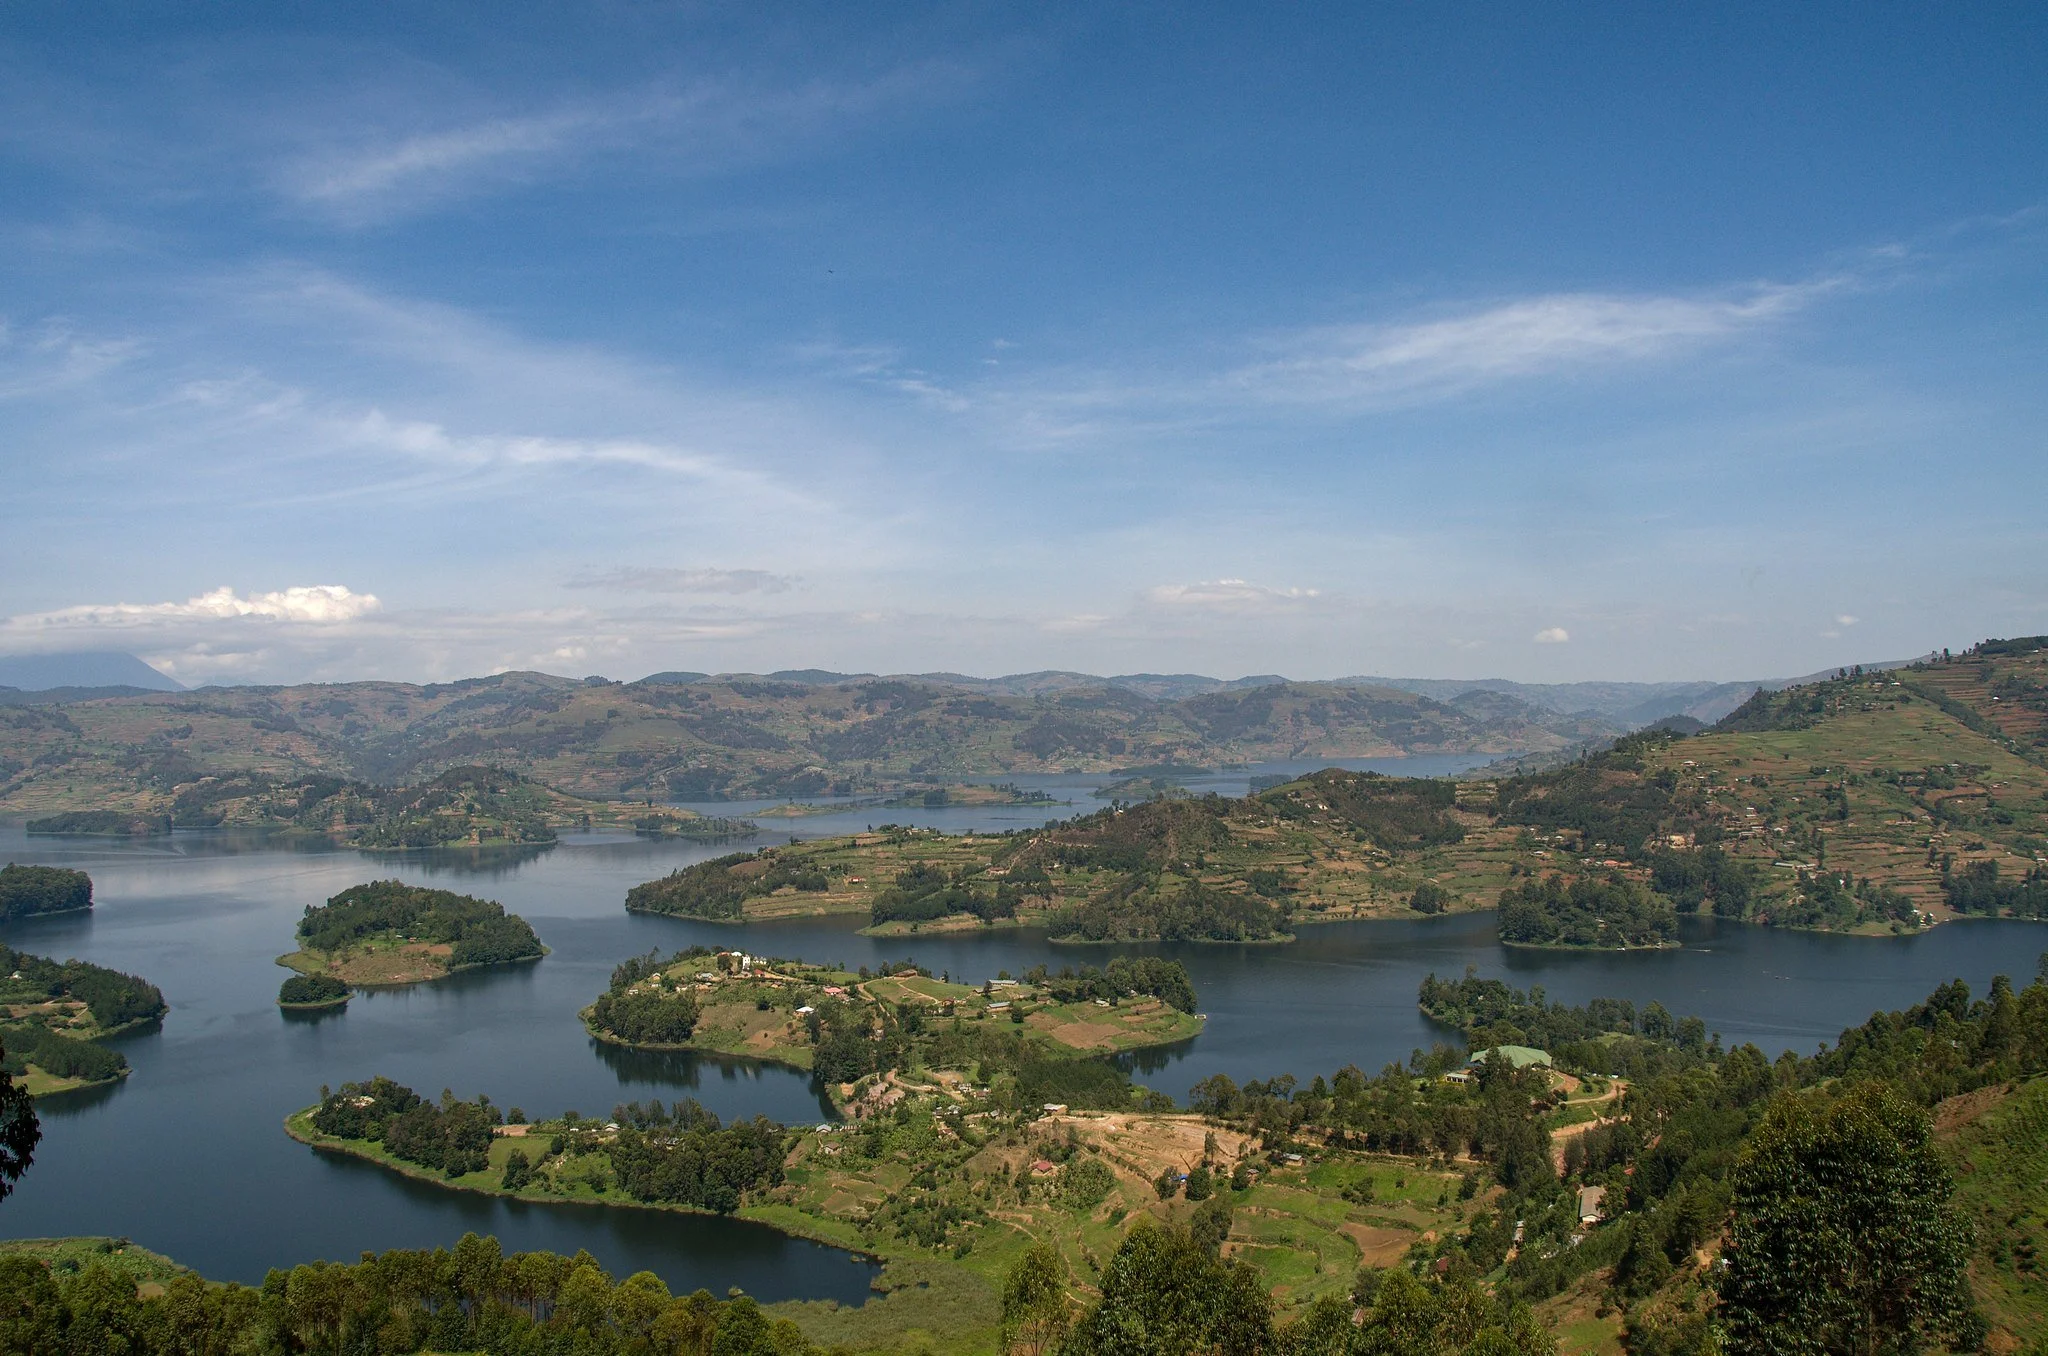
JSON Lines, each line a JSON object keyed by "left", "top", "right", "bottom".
{"left": 277, "top": 880, "right": 546, "bottom": 987}
{"left": 277, "top": 973, "right": 350, "bottom": 1011}
{"left": 0, "top": 943, "right": 166, "bottom": 1094}
{"left": 0, "top": 863, "right": 94, "bottom": 921}
{"left": 582, "top": 948, "right": 1203, "bottom": 1111}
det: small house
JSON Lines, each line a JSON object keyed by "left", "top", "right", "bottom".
{"left": 1578, "top": 1185, "right": 1607, "bottom": 1226}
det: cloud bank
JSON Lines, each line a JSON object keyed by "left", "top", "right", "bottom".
{"left": 7, "top": 585, "right": 381, "bottom": 630}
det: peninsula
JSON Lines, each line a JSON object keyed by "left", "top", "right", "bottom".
{"left": 581, "top": 948, "right": 1202, "bottom": 1111}
{"left": 0, "top": 942, "right": 165, "bottom": 1093}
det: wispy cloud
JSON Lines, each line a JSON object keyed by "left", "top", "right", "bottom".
{"left": 566, "top": 566, "right": 798, "bottom": 595}
{"left": 1533, "top": 627, "right": 1570, "bottom": 644}
{"left": 282, "top": 65, "right": 973, "bottom": 223}
{"left": 0, "top": 319, "right": 141, "bottom": 401}
{"left": 1226, "top": 281, "right": 1847, "bottom": 407}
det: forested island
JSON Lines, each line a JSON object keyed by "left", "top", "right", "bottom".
{"left": 279, "top": 881, "right": 545, "bottom": 987}
{"left": 583, "top": 948, "right": 1201, "bottom": 1109}
{"left": 0, "top": 864, "right": 93, "bottom": 921}
{"left": 0, "top": 942, "right": 165, "bottom": 1093}
{"left": 277, "top": 973, "right": 350, "bottom": 1010}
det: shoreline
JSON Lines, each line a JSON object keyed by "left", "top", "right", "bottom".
{"left": 277, "top": 947, "right": 547, "bottom": 989}
{"left": 282, "top": 1110, "right": 880, "bottom": 1262}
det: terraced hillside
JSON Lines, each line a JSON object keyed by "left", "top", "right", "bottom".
{"left": 0, "top": 671, "right": 1612, "bottom": 820}
{"left": 615, "top": 640, "right": 2048, "bottom": 943}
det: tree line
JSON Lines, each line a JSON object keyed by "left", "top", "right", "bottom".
{"left": 0, "top": 1232, "right": 834, "bottom": 1356}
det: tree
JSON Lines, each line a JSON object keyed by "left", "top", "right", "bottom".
{"left": 0, "top": 1038, "right": 37, "bottom": 1204}
{"left": 1062, "top": 1222, "right": 1272, "bottom": 1355}
{"left": 1001, "top": 1242, "right": 1071, "bottom": 1355}
{"left": 1721, "top": 1082, "right": 1975, "bottom": 1354}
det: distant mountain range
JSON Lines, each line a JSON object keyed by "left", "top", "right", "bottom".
{"left": 0, "top": 651, "right": 1919, "bottom": 817}
{"left": 620, "top": 667, "right": 1779, "bottom": 724}
{"left": 0, "top": 650, "right": 181, "bottom": 692}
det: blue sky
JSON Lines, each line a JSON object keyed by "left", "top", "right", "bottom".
{"left": 2, "top": 2, "right": 2043, "bottom": 685}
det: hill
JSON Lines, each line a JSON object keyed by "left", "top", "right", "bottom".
{"left": 0, "top": 671, "right": 1617, "bottom": 819}
{"left": 607, "top": 640, "right": 2048, "bottom": 944}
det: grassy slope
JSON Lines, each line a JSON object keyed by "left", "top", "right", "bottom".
{"left": 1940, "top": 1077, "right": 2048, "bottom": 1347}
{"left": 1635, "top": 670, "right": 2048, "bottom": 919}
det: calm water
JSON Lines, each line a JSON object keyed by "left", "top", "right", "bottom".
{"left": 2, "top": 755, "right": 2042, "bottom": 1293}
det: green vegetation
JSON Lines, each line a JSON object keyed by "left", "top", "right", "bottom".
{"left": 22, "top": 810, "right": 169, "bottom": 836}
{"left": 584, "top": 949, "right": 1202, "bottom": 1112}
{"left": 0, "top": 943, "right": 164, "bottom": 1093}
{"left": 286, "top": 880, "right": 544, "bottom": 985}
{"left": 277, "top": 973, "right": 349, "bottom": 1009}
{"left": 1722, "top": 1082, "right": 1974, "bottom": 1353}
{"left": 0, "top": 1233, "right": 837, "bottom": 1356}
{"left": 0, "top": 863, "right": 92, "bottom": 920}
{"left": 301, "top": 1076, "right": 786, "bottom": 1211}
{"left": 0, "top": 1237, "right": 191, "bottom": 1292}
{"left": 1495, "top": 873, "right": 1678, "bottom": 949}
{"left": 627, "top": 850, "right": 836, "bottom": 921}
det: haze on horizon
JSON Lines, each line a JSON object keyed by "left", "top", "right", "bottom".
{"left": 2, "top": 3, "right": 2043, "bottom": 689}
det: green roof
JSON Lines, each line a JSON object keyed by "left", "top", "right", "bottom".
{"left": 1470, "top": 1045, "right": 1552, "bottom": 1068}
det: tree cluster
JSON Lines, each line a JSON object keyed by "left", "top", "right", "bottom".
{"left": 1496, "top": 873, "right": 1677, "bottom": 948}
{"left": 1037, "top": 957, "right": 1198, "bottom": 1013}
{"left": 624, "top": 849, "right": 828, "bottom": 920}
{"left": 313, "top": 1078, "right": 497, "bottom": 1178}
{"left": 296, "top": 881, "right": 543, "bottom": 967}
{"left": 0, "top": 943, "right": 165, "bottom": 1032}
{"left": 0, "top": 863, "right": 92, "bottom": 920}
{"left": 278, "top": 974, "right": 349, "bottom": 1006}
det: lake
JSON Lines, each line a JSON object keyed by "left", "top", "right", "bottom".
{"left": 2, "top": 758, "right": 2042, "bottom": 1296}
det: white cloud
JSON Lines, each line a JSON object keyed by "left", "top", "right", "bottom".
{"left": 1836, "top": 614, "right": 1859, "bottom": 627}
{"left": 1533, "top": 627, "right": 1570, "bottom": 644}
{"left": 565, "top": 567, "right": 798, "bottom": 595}
{"left": 1225, "top": 281, "right": 1844, "bottom": 408}
{"left": 293, "top": 110, "right": 595, "bottom": 206}
{"left": 7, "top": 585, "right": 381, "bottom": 630}
{"left": 1147, "top": 579, "right": 1321, "bottom": 611}
{"left": 281, "top": 65, "right": 973, "bottom": 223}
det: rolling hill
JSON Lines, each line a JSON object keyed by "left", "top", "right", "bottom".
{"left": 0, "top": 670, "right": 1618, "bottom": 819}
